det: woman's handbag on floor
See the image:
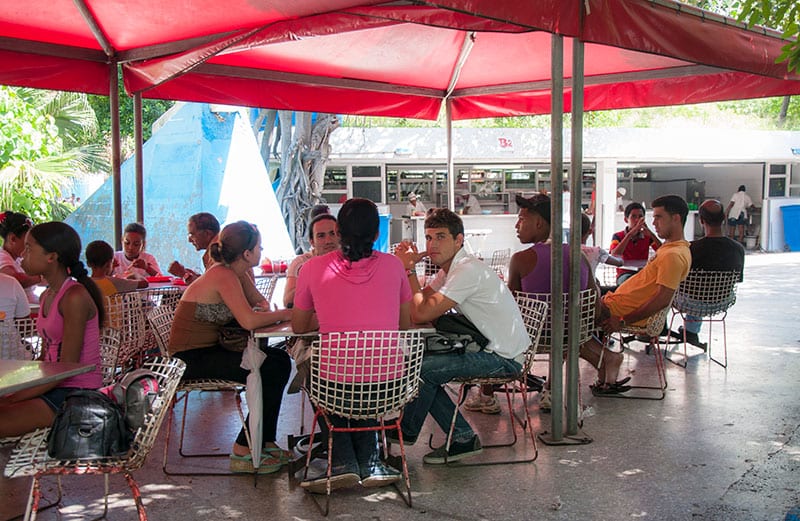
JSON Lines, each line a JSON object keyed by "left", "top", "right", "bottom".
{"left": 46, "top": 390, "right": 131, "bottom": 460}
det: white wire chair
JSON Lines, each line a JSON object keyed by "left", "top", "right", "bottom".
{"left": 146, "top": 305, "right": 249, "bottom": 475}
{"left": 3, "top": 357, "right": 186, "bottom": 521}
{"left": 105, "top": 292, "right": 148, "bottom": 369}
{"left": 304, "top": 330, "right": 425, "bottom": 515}
{"left": 1, "top": 317, "right": 30, "bottom": 360}
{"left": 14, "top": 317, "right": 43, "bottom": 360}
{"left": 488, "top": 248, "right": 511, "bottom": 280}
{"left": 443, "top": 296, "right": 549, "bottom": 465}
{"left": 99, "top": 327, "right": 122, "bottom": 386}
{"left": 667, "top": 269, "right": 740, "bottom": 368}
{"left": 597, "top": 301, "right": 673, "bottom": 400}
{"left": 254, "top": 275, "right": 279, "bottom": 303}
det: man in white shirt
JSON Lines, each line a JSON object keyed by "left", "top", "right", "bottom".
{"left": 393, "top": 208, "right": 529, "bottom": 464}
{"left": 406, "top": 192, "right": 427, "bottom": 216}
{"left": 725, "top": 185, "right": 754, "bottom": 243}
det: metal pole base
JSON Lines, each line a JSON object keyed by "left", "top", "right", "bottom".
{"left": 538, "top": 430, "right": 593, "bottom": 446}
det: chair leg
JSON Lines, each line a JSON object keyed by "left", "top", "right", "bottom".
{"left": 596, "top": 336, "right": 666, "bottom": 400}
{"left": 664, "top": 313, "right": 689, "bottom": 368}
{"left": 708, "top": 318, "right": 728, "bottom": 368}
{"left": 124, "top": 472, "right": 148, "bottom": 521}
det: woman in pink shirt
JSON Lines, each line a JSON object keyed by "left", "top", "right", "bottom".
{"left": 0, "top": 222, "right": 104, "bottom": 437}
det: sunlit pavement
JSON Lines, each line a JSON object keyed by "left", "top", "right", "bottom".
{"left": 2, "top": 252, "right": 799, "bottom": 520}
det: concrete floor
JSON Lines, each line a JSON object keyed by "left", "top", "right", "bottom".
{"left": 2, "top": 252, "right": 799, "bottom": 520}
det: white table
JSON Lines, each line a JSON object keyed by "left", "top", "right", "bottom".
{"left": 0, "top": 360, "right": 94, "bottom": 397}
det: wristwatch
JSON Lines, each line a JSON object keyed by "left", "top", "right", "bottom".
{"left": 406, "top": 269, "right": 416, "bottom": 277}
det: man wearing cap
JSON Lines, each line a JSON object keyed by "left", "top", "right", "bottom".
{"left": 406, "top": 192, "right": 427, "bottom": 217}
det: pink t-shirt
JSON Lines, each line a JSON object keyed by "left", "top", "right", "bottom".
{"left": 38, "top": 279, "right": 102, "bottom": 389}
{"left": 295, "top": 250, "right": 412, "bottom": 382}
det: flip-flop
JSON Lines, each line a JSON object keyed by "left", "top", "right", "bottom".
{"left": 590, "top": 383, "right": 632, "bottom": 395}
{"left": 229, "top": 453, "right": 283, "bottom": 474}
{"left": 262, "top": 446, "right": 294, "bottom": 464}
{"left": 612, "top": 376, "right": 632, "bottom": 388}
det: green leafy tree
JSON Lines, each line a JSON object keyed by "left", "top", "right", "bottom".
{"left": 0, "top": 87, "right": 107, "bottom": 222}
{"left": 736, "top": 0, "right": 800, "bottom": 73}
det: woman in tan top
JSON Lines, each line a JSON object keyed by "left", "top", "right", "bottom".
{"left": 168, "top": 221, "right": 293, "bottom": 474}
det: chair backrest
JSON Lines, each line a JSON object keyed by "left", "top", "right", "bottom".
{"left": 99, "top": 327, "right": 122, "bottom": 385}
{"left": 254, "top": 275, "right": 278, "bottom": 303}
{"left": 139, "top": 286, "right": 183, "bottom": 311}
{"left": 308, "top": 330, "right": 425, "bottom": 420}
{"left": 513, "top": 295, "right": 550, "bottom": 373}
{"left": 489, "top": 248, "right": 511, "bottom": 278}
{"left": 146, "top": 304, "right": 175, "bottom": 356}
{"left": 14, "top": 316, "right": 42, "bottom": 359}
{"left": 673, "top": 269, "right": 739, "bottom": 317}
{"left": 105, "top": 292, "right": 148, "bottom": 367}
{"left": 596, "top": 263, "right": 619, "bottom": 288}
{"left": 124, "top": 356, "right": 186, "bottom": 470}
{"left": 518, "top": 289, "right": 597, "bottom": 355}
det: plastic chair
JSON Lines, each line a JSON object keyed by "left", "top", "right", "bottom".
{"left": 105, "top": 292, "right": 148, "bottom": 369}
{"left": 304, "top": 330, "right": 425, "bottom": 515}
{"left": 254, "top": 275, "right": 278, "bottom": 303}
{"left": 667, "top": 269, "right": 739, "bottom": 368}
{"left": 146, "top": 305, "right": 249, "bottom": 476}
{"left": 3, "top": 357, "right": 186, "bottom": 521}
{"left": 597, "top": 303, "right": 673, "bottom": 400}
{"left": 442, "top": 296, "right": 549, "bottom": 465}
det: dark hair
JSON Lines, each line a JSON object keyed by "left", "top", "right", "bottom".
{"left": 698, "top": 199, "right": 725, "bottom": 226}
{"left": 738, "top": 185, "right": 746, "bottom": 192}
{"left": 0, "top": 211, "right": 33, "bottom": 240}
{"left": 309, "top": 204, "right": 330, "bottom": 219}
{"left": 424, "top": 208, "right": 464, "bottom": 239}
{"left": 580, "top": 213, "right": 592, "bottom": 237}
{"left": 624, "top": 202, "right": 645, "bottom": 218}
{"left": 123, "top": 222, "right": 147, "bottom": 239}
{"left": 30, "top": 222, "right": 104, "bottom": 326}
{"left": 189, "top": 212, "right": 220, "bottom": 235}
{"left": 85, "top": 240, "right": 114, "bottom": 268}
{"left": 515, "top": 193, "right": 551, "bottom": 225}
{"left": 652, "top": 194, "right": 689, "bottom": 226}
{"left": 209, "top": 221, "right": 259, "bottom": 265}
{"left": 338, "top": 198, "right": 378, "bottom": 262}
{"left": 308, "top": 213, "right": 337, "bottom": 241}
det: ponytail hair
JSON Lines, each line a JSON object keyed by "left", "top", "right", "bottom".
{"left": 29, "top": 222, "right": 105, "bottom": 326}
{"left": 209, "top": 221, "right": 260, "bottom": 265}
{"left": 338, "top": 198, "right": 378, "bottom": 262}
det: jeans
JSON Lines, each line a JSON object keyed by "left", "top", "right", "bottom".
{"left": 175, "top": 345, "right": 291, "bottom": 447}
{"left": 401, "top": 351, "right": 521, "bottom": 442}
{"left": 318, "top": 416, "right": 381, "bottom": 475}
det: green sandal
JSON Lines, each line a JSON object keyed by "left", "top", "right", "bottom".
{"left": 229, "top": 453, "right": 283, "bottom": 474}
{"left": 262, "top": 446, "right": 294, "bottom": 464}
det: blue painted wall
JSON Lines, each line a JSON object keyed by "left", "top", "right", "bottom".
{"left": 67, "top": 102, "right": 295, "bottom": 273}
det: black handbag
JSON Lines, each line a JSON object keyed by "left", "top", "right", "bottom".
{"left": 424, "top": 313, "right": 489, "bottom": 355}
{"left": 47, "top": 390, "right": 131, "bottom": 460}
{"left": 218, "top": 320, "right": 250, "bottom": 352}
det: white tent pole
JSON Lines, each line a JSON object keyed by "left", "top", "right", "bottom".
{"left": 446, "top": 99, "right": 455, "bottom": 212}
{"left": 134, "top": 92, "right": 144, "bottom": 223}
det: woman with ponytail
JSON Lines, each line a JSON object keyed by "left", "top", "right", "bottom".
{"left": 168, "top": 221, "right": 293, "bottom": 474}
{"left": 0, "top": 222, "right": 104, "bottom": 437}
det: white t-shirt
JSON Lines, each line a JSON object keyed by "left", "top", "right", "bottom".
{"left": 429, "top": 248, "right": 529, "bottom": 360}
{"left": 0, "top": 272, "right": 30, "bottom": 319}
{"left": 729, "top": 191, "right": 754, "bottom": 220}
{"left": 406, "top": 200, "right": 427, "bottom": 216}
{"left": 112, "top": 251, "right": 162, "bottom": 279}
{"left": 464, "top": 195, "right": 482, "bottom": 214}
{"left": 0, "top": 248, "right": 37, "bottom": 304}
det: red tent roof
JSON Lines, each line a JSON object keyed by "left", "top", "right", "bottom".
{"left": 1, "top": 0, "right": 799, "bottom": 118}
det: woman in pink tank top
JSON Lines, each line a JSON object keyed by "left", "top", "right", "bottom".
{"left": 0, "top": 222, "right": 105, "bottom": 438}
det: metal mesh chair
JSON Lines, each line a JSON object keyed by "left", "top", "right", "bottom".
{"left": 254, "top": 275, "right": 278, "bottom": 303}
{"left": 146, "top": 304, "right": 249, "bottom": 475}
{"left": 304, "top": 330, "right": 425, "bottom": 515}
{"left": 105, "top": 292, "right": 147, "bottom": 369}
{"left": 1, "top": 317, "right": 30, "bottom": 360}
{"left": 596, "top": 263, "right": 619, "bottom": 291}
{"left": 597, "top": 303, "right": 673, "bottom": 400}
{"left": 668, "top": 269, "right": 739, "bottom": 368}
{"left": 99, "top": 327, "right": 122, "bottom": 386}
{"left": 14, "top": 317, "right": 43, "bottom": 360}
{"left": 489, "top": 248, "right": 511, "bottom": 280}
{"left": 443, "top": 296, "right": 549, "bottom": 465}
{"left": 3, "top": 357, "right": 186, "bottom": 521}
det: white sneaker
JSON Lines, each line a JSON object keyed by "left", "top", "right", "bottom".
{"left": 463, "top": 394, "right": 501, "bottom": 414}
{"left": 539, "top": 389, "right": 552, "bottom": 412}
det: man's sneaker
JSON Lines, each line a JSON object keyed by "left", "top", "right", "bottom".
{"left": 384, "top": 428, "right": 417, "bottom": 446}
{"left": 463, "top": 394, "right": 501, "bottom": 414}
{"left": 300, "top": 471, "right": 361, "bottom": 494}
{"left": 423, "top": 435, "right": 483, "bottom": 464}
{"left": 360, "top": 462, "right": 402, "bottom": 488}
{"left": 539, "top": 389, "right": 552, "bottom": 412}
{"left": 678, "top": 326, "right": 708, "bottom": 351}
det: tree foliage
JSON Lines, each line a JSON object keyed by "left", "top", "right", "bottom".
{"left": 0, "top": 87, "right": 107, "bottom": 222}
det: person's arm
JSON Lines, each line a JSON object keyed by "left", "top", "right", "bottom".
{"left": 283, "top": 276, "right": 298, "bottom": 308}
{"left": 399, "top": 301, "right": 411, "bottom": 330}
{"left": 605, "top": 254, "right": 624, "bottom": 267}
{"left": 217, "top": 269, "right": 289, "bottom": 330}
{"left": 291, "top": 307, "right": 318, "bottom": 334}
{"left": 601, "top": 284, "right": 675, "bottom": 332}
{"left": 404, "top": 268, "right": 457, "bottom": 323}
{"left": 725, "top": 200, "right": 734, "bottom": 218}
{"left": 0, "top": 266, "right": 41, "bottom": 289}
{"left": 110, "top": 276, "right": 147, "bottom": 292}
{"left": 507, "top": 252, "right": 523, "bottom": 294}
{"left": 240, "top": 271, "right": 267, "bottom": 308}
{"left": 13, "top": 280, "right": 30, "bottom": 318}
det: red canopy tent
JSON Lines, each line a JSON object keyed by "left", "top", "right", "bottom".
{"left": 2, "top": 0, "right": 799, "bottom": 441}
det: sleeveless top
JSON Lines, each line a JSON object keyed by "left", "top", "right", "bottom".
{"left": 168, "top": 300, "right": 235, "bottom": 354}
{"left": 520, "top": 243, "right": 590, "bottom": 294}
{"left": 38, "top": 279, "right": 102, "bottom": 389}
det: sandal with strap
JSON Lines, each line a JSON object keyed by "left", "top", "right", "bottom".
{"left": 590, "top": 382, "right": 632, "bottom": 396}
{"left": 229, "top": 453, "right": 284, "bottom": 474}
{"left": 262, "top": 446, "right": 294, "bottom": 464}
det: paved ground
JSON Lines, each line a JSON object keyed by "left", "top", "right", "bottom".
{"left": 2, "top": 252, "right": 799, "bottom": 520}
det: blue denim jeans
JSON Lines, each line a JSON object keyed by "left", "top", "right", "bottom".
{"left": 401, "top": 351, "right": 521, "bottom": 443}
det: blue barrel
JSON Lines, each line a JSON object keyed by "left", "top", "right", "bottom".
{"left": 780, "top": 205, "right": 800, "bottom": 251}
{"left": 373, "top": 214, "right": 392, "bottom": 253}
{"left": 784, "top": 506, "right": 800, "bottom": 521}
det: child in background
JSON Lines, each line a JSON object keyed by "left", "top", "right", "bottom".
{"left": 86, "top": 240, "right": 148, "bottom": 299}
{"left": 112, "top": 222, "right": 163, "bottom": 279}
{"left": 580, "top": 214, "right": 623, "bottom": 273}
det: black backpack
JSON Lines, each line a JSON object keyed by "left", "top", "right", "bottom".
{"left": 47, "top": 390, "right": 131, "bottom": 460}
